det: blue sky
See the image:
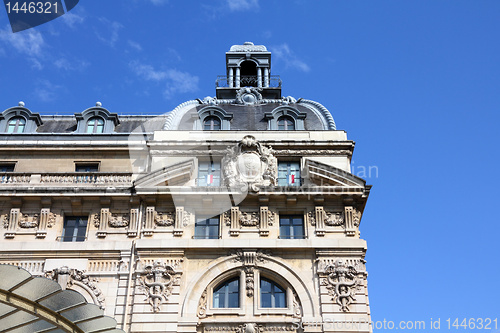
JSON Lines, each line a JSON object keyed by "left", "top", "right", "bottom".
{"left": 1, "top": 0, "right": 500, "bottom": 331}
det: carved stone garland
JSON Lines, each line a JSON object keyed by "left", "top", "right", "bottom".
{"left": 222, "top": 135, "right": 277, "bottom": 192}
{"left": 137, "top": 260, "right": 181, "bottom": 312}
{"left": 321, "top": 260, "right": 361, "bottom": 312}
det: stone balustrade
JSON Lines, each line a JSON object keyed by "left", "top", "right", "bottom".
{"left": 0, "top": 172, "right": 132, "bottom": 186}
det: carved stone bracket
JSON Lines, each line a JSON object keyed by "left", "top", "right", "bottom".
{"left": 137, "top": 260, "right": 181, "bottom": 312}
{"left": 45, "top": 266, "right": 105, "bottom": 309}
{"left": 231, "top": 249, "right": 270, "bottom": 266}
{"left": 320, "top": 260, "right": 361, "bottom": 312}
{"left": 344, "top": 206, "right": 362, "bottom": 236}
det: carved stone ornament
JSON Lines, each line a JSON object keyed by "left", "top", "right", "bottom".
{"left": 235, "top": 87, "right": 263, "bottom": 105}
{"left": 325, "top": 211, "right": 344, "bottom": 226}
{"left": 109, "top": 213, "right": 129, "bottom": 228}
{"left": 198, "top": 289, "right": 208, "bottom": 318}
{"left": 19, "top": 213, "right": 39, "bottom": 228}
{"left": 137, "top": 260, "right": 180, "bottom": 312}
{"left": 231, "top": 249, "right": 271, "bottom": 266}
{"left": 244, "top": 266, "right": 255, "bottom": 297}
{"left": 92, "top": 213, "right": 100, "bottom": 228}
{"left": 223, "top": 210, "right": 231, "bottom": 226}
{"left": 322, "top": 260, "right": 360, "bottom": 312}
{"left": 307, "top": 211, "right": 316, "bottom": 226}
{"left": 155, "top": 211, "right": 175, "bottom": 227}
{"left": 353, "top": 208, "right": 361, "bottom": 227}
{"left": 240, "top": 211, "right": 259, "bottom": 227}
{"left": 183, "top": 211, "right": 192, "bottom": 227}
{"left": 45, "top": 266, "right": 105, "bottom": 309}
{"left": 222, "top": 135, "right": 277, "bottom": 192}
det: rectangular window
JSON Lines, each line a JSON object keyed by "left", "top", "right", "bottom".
{"left": 279, "top": 215, "right": 305, "bottom": 239}
{"left": 75, "top": 163, "right": 99, "bottom": 172}
{"left": 194, "top": 216, "right": 220, "bottom": 239}
{"left": 197, "top": 160, "right": 221, "bottom": 186}
{"left": 0, "top": 163, "right": 15, "bottom": 172}
{"left": 278, "top": 161, "right": 301, "bottom": 186}
{"left": 62, "top": 216, "right": 88, "bottom": 242}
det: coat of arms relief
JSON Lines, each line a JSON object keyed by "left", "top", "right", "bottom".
{"left": 222, "top": 135, "right": 277, "bottom": 192}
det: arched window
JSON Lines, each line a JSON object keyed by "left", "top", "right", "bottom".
{"left": 277, "top": 116, "right": 295, "bottom": 130}
{"left": 86, "top": 117, "right": 105, "bottom": 133}
{"left": 213, "top": 277, "right": 239, "bottom": 308}
{"left": 260, "top": 278, "right": 286, "bottom": 308}
{"left": 7, "top": 117, "right": 26, "bottom": 133}
{"left": 203, "top": 116, "right": 221, "bottom": 130}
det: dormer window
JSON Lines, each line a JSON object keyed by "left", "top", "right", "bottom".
{"left": 277, "top": 116, "right": 295, "bottom": 130}
{"left": 86, "top": 117, "right": 105, "bottom": 133}
{"left": 7, "top": 117, "right": 26, "bottom": 133}
{"left": 203, "top": 116, "right": 221, "bottom": 131}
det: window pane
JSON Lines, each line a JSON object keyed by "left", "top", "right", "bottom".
{"left": 62, "top": 217, "right": 87, "bottom": 242}
{"left": 213, "top": 278, "right": 239, "bottom": 308}
{"left": 197, "top": 161, "right": 221, "bottom": 186}
{"left": 280, "top": 216, "right": 304, "bottom": 239}
{"left": 261, "top": 278, "right": 286, "bottom": 308}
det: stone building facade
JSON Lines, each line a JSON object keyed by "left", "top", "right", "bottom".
{"left": 0, "top": 43, "right": 372, "bottom": 333}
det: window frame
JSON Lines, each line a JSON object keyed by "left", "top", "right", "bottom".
{"left": 86, "top": 116, "right": 105, "bottom": 134}
{"left": 212, "top": 277, "right": 240, "bottom": 308}
{"left": 277, "top": 161, "right": 301, "bottom": 187}
{"left": 75, "top": 162, "right": 100, "bottom": 172}
{"left": 203, "top": 116, "right": 222, "bottom": 131}
{"left": 207, "top": 270, "right": 245, "bottom": 315}
{"left": 7, "top": 117, "right": 26, "bottom": 133}
{"left": 61, "top": 216, "right": 88, "bottom": 242}
{"left": 194, "top": 216, "right": 220, "bottom": 239}
{"left": 197, "top": 160, "right": 221, "bottom": 186}
{"left": 277, "top": 115, "right": 295, "bottom": 131}
{"left": 260, "top": 277, "right": 287, "bottom": 308}
{"left": 279, "top": 214, "right": 306, "bottom": 239}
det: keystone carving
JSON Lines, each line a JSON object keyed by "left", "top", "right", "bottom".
{"left": 137, "top": 260, "right": 180, "bottom": 312}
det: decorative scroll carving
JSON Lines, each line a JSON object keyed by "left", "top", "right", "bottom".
{"left": 292, "top": 292, "right": 302, "bottom": 319}
{"left": 2, "top": 214, "right": 9, "bottom": 229}
{"left": 244, "top": 266, "right": 254, "bottom": 297}
{"left": 18, "top": 213, "right": 39, "bottom": 228}
{"left": 325, "top": 211, "right": 344, "bottom": 226}
{"left": 240, "top": 212, "right": 259, "bottom": 227}
{"left": 353, "top": 208, "right": 362, "bottom": 227}
{"left": 183, "top": 210, "right": 192, "bottom": 227}
{"left": 155, "top": 211, "right": 175, "bottom": 226}
{"left": 109, "top": 213, "right": 129, "bottom": 228}
{"left": 307, "top": 211, "right": 316, "bottom": 226}
{"left": 198, "top": 289, "right": 207, "bottom": 318}
{"left": 322, "top": 260, "right": 360, "bottom": 312}
{"left": 222, "top": 135, "right": 277, "bottom": 192}
{"left": 45, "top": 266, "right": 105, "bottom": 309}
{"left": 267, "top": 211, "right": 274, "bottom": 226}
{"left": 137, "top": 260, "right": 180, "bottom": 312}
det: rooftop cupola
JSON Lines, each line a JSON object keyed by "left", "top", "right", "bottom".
{"left": 216, "top": 42, "right": 281, "bottom": 100}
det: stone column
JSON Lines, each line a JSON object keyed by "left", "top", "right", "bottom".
{"left": 264, "top": 67, "right": 269, "bottom": 87}
{"left": 228, "top": 67, "right": 234, "bottom": 88}
{"left": 257, "top": 67, "right": 262, "bottom": 88}
{"left": 235, "top": 67, "right": 241, "bottom": 88}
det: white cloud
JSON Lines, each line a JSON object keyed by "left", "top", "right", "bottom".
{"left": 271, "top": 43, "right": 310, "bottom": 72}
{"left": 95, "top": 19, "right": 123, "bottom": 47}
{"left": 128, "top": 40, "right": 143, "bottom": 52}
{"left": 54, "top": 57, "right": 89, "bottom": 71}
{"left": 34, "top": 80, "right": 62, "bottom": 102}
{"left": 61, "top": 12, "right": 85, "bottom": 28}
{"left": 149, "top": 0, "right": 169, "bottom": 5}
{"left": 226, "top": 0, "right": 259, "bottom": 11}
{"left": 0, "top": 25, "right": 45, "bottom": 69}
{"left": 130, "top": 61, "right": 199, "bottom": 98}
